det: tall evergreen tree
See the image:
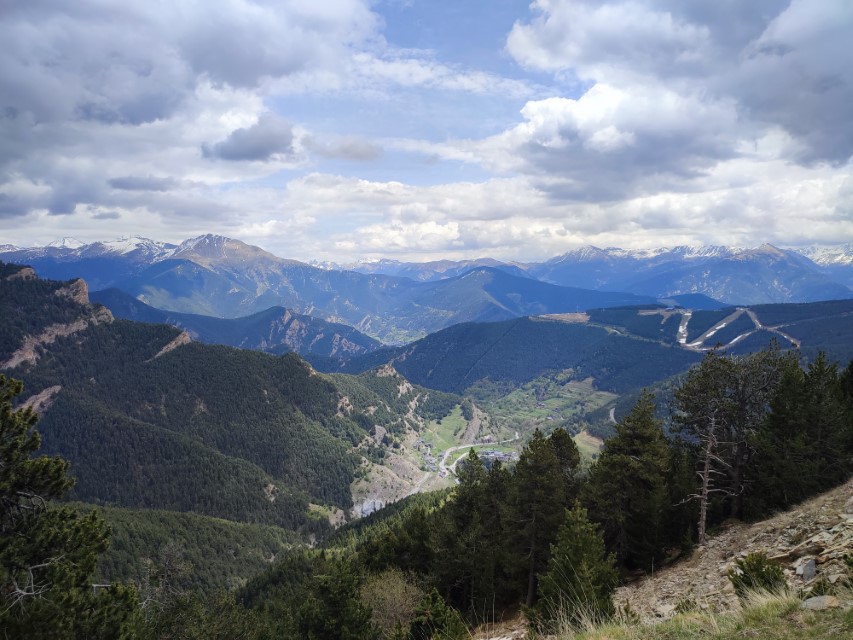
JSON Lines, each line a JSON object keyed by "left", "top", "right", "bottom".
{"left": 0, "top": 375, "right": 138, "bottom": 638}
{"left": 509, "top": 429, "right": 566, "bottom": 607}
{"left": 548, "top": 427, "right": 582, "bottom": 502}
{"left": 583, "top": 390, "right": 669, "bottom": 569}
{"left": 747, "top": 358, "right": 816, "bottom": 514}
{"left": 801, "top": 352, "right": 851, "bottom": 488}
{"left": 532, "top": 503, "right": 618, "bottom": 632}
{"left": 748, "top": 351, "right": 852, "bottom": 515}
{"left": 431, "top": 449, "right": 487, "bottom": 611}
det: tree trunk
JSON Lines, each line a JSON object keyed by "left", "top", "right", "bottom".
{"left": 697, "top": 431, "right": 714, "bottom": 545}
{"left": 525, "top": 536, "right": 537, "bottom": 608}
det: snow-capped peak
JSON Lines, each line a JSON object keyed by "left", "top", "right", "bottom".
{"left": 792, "top": 243, "right": 853, "bottom": 266}
{"left": 97, "top": 236, "right": 162, "bottom": 255}
{"left": 175, "top": 234, "right": 233, "bottom": 253}
{"left": 46, "top": 237, "right": 86, "bottom": 249}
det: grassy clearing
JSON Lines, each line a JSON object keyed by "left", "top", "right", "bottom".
{"left": 481, "top": 374, "right": 615, "bottom": 442}
{"left": 544, "top": 590, "right": 853, "bottom": 640}
{"left": 573, "top": 430, "right": 604, "bottom": 461}
{"left": 491, "top": 377, "right": 614, "bottom": 424}
{"left": 422, "top": 405, "right": 468, "bottom": 452}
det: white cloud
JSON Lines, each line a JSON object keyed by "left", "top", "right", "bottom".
{"left": 1, "top": 0, "right": 851, "bottom": 260}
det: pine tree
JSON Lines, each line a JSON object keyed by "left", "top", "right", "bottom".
{"left": 403, "top": 588, "right": 467, "bottom": 640}
{"left": 0, "top": 375, "right": 139, "bottom": 638}
{"left": 747, "top": 358, "right": 815, "bottom": 514}
{"left": 431, "top": 449, "right": 487, "bottom": 611}
{"left": 533, "top": 503, "right": 618, "bottom": 632}
{"left": 671, "top": 347, "right": 790, "bottom": 542}
{"left": 295, "top": 559, "right": 378, "bottom": 640}
{"left": 801, "top": 352, "right": 851, "bottom": 488}
{"left": 509, "top": 429, "right": 566, "bottom": 606}
{"left": 548, "top": 427, "right": 582, "bottom": 502}
{"left": 583, "top": 390, "right": 669, "bottom": 569}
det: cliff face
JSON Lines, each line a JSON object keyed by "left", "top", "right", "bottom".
{"left": 55, "top": 277, "right": 91, "bottom": 305}
{"left": 1, "top": 275, "right": 113, "bottom": 370}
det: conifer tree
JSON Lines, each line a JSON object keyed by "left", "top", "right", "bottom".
{"left": 510, "top": 429, "right": 566, "bottom": 606}
{"left": 748, "top": 351, "right": 852, "bottom": 515}
{"left": 583, "top": 390, "right": 669, "bottom": 569}
{"left": 747, "top": 358, "right": 816, "bottom": 513}
{"left": 0, "top": 375, "right": 138, "bottom": 638}
{"left": 671, "top": 347, "right": 789, "bottom": 541}
{"left": 431, "top": 449, "right": 487, "bottom": 611}
{"left": 533, "top": 503, "right": 618, "bottom": 632}
{"left": 548, "top": 427, "right": 582, "bottom": 502}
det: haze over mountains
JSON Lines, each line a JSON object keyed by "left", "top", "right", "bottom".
{"left": 3, "top": 235, "right": 852, "bottom": 346}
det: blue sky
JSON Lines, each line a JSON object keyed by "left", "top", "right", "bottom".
{"left": 1, "top": 0, "right": 852, "bottom": 261}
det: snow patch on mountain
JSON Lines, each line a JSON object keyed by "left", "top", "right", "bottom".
{"left": 794, "top": 244, "right": 853, "bottom": 266}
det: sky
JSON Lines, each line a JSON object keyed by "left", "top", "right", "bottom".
{"left": 1, "top": 0, "right": 852, "bottom": 261}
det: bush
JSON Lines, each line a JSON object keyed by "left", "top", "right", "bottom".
{"left": 727, "top": 552, "right": 786, "bottom": 599}
{"left": 360, "top": 568, "right": 425, "bottom": 638}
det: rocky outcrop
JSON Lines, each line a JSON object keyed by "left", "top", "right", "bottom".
{"left": 55, "top": 278, "right": 90, "bottom": 305}
{"left": 4, "top": 266, "right": 36, "bottom": 281}
{"left": 21, "top": 385, "right": 62, "bottom": 414}
{"left": 151, "top": 331, "right": 192, "bottom": 359}
{"left": 1, "top": 306, "right": 113, "bottom": 370}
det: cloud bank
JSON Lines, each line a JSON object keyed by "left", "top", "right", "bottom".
{"left": 0, "top": 0, "right": 850, "bottom": 260}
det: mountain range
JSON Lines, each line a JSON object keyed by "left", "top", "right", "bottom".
{"left": 3, "top": 236, "right": 852, "bottom": 345}
{"left": 90, "top": 288, "right": 381, "bottom": 360}
{"left": 1, "top": 235, "right": 655, "bottom": 343}
{"left": 345, "top": 243, "right": 853, "bottom": 304}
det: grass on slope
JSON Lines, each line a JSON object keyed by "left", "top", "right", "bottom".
{"left": 478, "top": 375, "right": 616, "bottom": 439}
{"left": 421, "top": 405, "right": 468, "bottom": 452}
{"left": 547, "top": 590, "right": 852, "bottom": 640}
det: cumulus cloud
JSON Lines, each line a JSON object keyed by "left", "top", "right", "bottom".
{"left": 203, "top": 114, "right": 295, "bottom": 161}
{"left": 90, "top": 210, "right": 121, "bottom": 220}
{"left": 506, "top": 0, "right": 853, "bottom": 166}
{"left": 1, "top": 0, "right": 851, "bottom": 259}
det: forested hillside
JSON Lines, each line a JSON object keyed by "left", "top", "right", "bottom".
{"left": 233, "top": 346, "right": 853, "bottom": 638}
{"left": 2, "top": 261, "right": 852, "bottom": 638}
{"left": 0, "top": 263, "right": 458, "bottom": 535}
{"left": 328, "top": 316, "right": 702, "bottom": 394}
{"left": 91, "top": 287, "right": 382, "bottom": 360}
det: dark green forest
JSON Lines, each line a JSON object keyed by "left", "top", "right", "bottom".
{"left": 0, "top": 264, "right": 458, "bottom": 533}
{"left": 2, "top": 262, "right": 853, "bottom": 638}
{"left": 5, "top": 343, "right": 852, "bottom": 637}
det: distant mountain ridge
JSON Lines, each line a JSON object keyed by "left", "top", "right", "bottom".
{"left": 3, "top": 236, "right": 851, "bottom": 332}
{"left": 1, "top": 235, "right": 657, "bottom": 343}
{"left": 343, "top": 243, "right": 853, "bottom": 304}
{"left": 90, "top": 288, "right": 382, "bottom": 359}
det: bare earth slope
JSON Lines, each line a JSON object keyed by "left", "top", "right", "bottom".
{"left": 615, "top": 478, "right": 853, "bottom": 620}
{"left": 474, "top": 479, "right": 853, "bottom": 639}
